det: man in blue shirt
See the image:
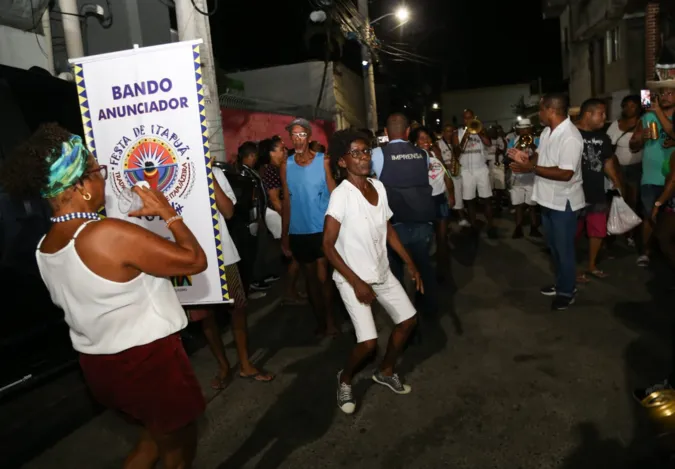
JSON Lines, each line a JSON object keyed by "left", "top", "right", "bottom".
{"left": 281, "top": 118, "right": 338, "bottom": 336}
{"left": 371, "top": 113, "right": 437, "bottom": 315}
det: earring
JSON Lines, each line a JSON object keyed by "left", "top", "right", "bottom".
{"left": 83, "top": 192, "right": 92, "bottom": 201}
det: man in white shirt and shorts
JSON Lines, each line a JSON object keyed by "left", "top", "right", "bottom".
{"left": 452, "top": 109, "right": 497, "bottom": 238}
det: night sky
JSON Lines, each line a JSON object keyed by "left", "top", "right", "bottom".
{"left": 208, "top": 0, "right": 562, "bottom": 116}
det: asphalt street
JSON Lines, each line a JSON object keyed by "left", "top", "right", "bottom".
{"left": 15, "top": 217, "right": 675, "bottom": 468}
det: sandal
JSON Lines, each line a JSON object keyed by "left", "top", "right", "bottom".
{"left": 589, "top": 269, "right": 609, "bottom": 279}
{"left": 211, "top": 372, "right": 233, "bottom": 391}
{"left": 576, "top": 273, "right": 590, "bottom": 284}
{"left": 239, "top": 369, "right": 275, "bottom": 383}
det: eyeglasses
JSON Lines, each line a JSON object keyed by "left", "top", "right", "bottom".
{"left": 348, "top": 148, "right": 372, "bottom": 159}
{"left": 292, "top": 132, "right": 308, "bottom": 139}
{"left": 82, "top": 165, "right": 108, "bottom": 180}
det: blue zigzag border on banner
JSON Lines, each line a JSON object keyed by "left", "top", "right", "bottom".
{"left": 73, "top": 63, "right": 107, "bottom": 219}
{"left": 193, "top": 44, "right": 230, "bottom": 301}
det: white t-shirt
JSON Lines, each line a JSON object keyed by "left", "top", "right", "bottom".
{"left": 532, "top": 118, "right": 585, "bottom": 211}
{"left": 325, "top": 179, "right": 393, "bottom": 285}
{"left": 428, "top": 153, "right": 447, "bottom": 196}
{"left": 607, "top": 120, "right": 642, "bottom": 166}
{"left": 457, "top": 127, "right": 488, "bottom": 172}
{"left": 212, "top": 167, "right": 241, "bottom": 265}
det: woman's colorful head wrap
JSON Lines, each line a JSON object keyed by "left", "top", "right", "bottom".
{"left": 41, "top": 134, "right": 90, "bottom": 199}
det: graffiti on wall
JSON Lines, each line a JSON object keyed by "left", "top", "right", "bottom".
{"left": 221, "top": 108, "right": 335, "bottom": 162}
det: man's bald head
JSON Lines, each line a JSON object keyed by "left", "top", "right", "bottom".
{"left": 386, "top": 113, "right": 410, "bottom": 140}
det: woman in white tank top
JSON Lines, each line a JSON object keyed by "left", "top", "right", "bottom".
{"left": 0, "top": 124, "right": 207, "bottom": 468}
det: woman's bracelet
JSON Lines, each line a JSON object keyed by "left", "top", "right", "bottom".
{"left": 165, "top": 215, "right": 183, "bottom": 228}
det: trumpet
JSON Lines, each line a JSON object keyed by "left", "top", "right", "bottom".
{"left": 460, "top": 118, "right": 483, "bottom": 154}
{"left": 516, "top": 134, "right": 534, "bottom": 150}
{"left": 466, "top": 118, "right": 483, "bottom": 135}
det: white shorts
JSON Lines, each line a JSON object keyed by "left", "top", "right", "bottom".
{"left": 451, "top": 176, "right": 464, "bottom": 210}
{"left": 335, "top": 270, "right": 417, "bottom": 343}
{"left": 510, "top": 185, "right": 535, "bottom": 206}
{"left": 488, "top": 162, "right": 506, "bottom": 190}
{"left": 461, "top": 167, "right": 492, "bottom": 201}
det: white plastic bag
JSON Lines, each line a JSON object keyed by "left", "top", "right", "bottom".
{"left": 607, "top": 196, "right": 641, "bottom": 235}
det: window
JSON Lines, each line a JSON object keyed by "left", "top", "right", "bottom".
{"left": 606, "top": 27, "right": 620, "bottom": 64}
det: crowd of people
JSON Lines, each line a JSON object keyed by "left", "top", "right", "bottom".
{"left": 2, "top": 67, "right": 675, "bottom": 465}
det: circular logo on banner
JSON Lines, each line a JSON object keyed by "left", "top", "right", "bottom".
{"left": 123, "top": 138, "right": 179, "bottom": 192}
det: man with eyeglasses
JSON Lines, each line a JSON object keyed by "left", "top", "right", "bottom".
{"left": 280, "top": 118, "right": 339, "bottom": 337}
{"left": 630, "top": 86, "right": 675, "bottom": 268}
{"left": 371, "top": 113, "right": 437, "bottom": 319}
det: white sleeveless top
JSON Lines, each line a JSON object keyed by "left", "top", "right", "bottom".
{"left": 36, "top": 221, "right": 187, "bottom": 355}
{"left": 437, "top": 138, "right": 454, "bottom": 166}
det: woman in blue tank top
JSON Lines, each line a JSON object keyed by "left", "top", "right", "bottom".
{"left": 281, "top": 118, "right": 338, "bottom": 336}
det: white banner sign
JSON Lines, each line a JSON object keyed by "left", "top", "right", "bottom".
{"left": 69, "top": 41, "right": 230, "bottom": 305}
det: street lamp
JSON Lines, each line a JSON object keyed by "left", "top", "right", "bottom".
{"left": 395, "top": 7, "right": 410, "bottom": 22}
{"left": 371, "top": 6, "right": 411, "bottom": 25}
{"left": 432, "top": 103, "right": 439, "bottom": 110}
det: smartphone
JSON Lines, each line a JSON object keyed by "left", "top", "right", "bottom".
{"left": 377, "top": 135, "right": 389, "bottom": 144}
{"left": 641, "top": 89, "right": 652, "bottom": 109}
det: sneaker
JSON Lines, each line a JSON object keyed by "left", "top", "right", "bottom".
{"left": 633, "top": 379, "right": 673, "bottom": 402}
{"left": 637, "top": 255, "right": 650, "bottom": 267}
{"left": 264, "top": 275, "right": 281, "bottom": 283}
{"left": 529, "top": 227, "right": 543, "bottom": 238}
{"left": 551, "top": 294, "right": 575, "bottom": 311}
{"left": 337, "top": 371, "right": 356, "bottom": 414}
{"left": 459, "top": 219, "right": 471, "bottom": 228}
{"left": 250, "top": 282, "right": 271, "bottom": 291}
{"left": 512, "top": 226, "right": 524, "bottom": 239}
{"left": 372, "top": 371, "right": 412, "bottom": 395}
{"left": 540, "top": 285, "right": 557, "bottom": 296}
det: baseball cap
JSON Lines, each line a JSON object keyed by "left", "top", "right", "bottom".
{"left": 286, "top": 118, "right": 312, "bottom": 133}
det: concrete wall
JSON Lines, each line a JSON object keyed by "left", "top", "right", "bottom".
{"left": 333, "top": 62, "right": 365, "bottom": 129}
{"left": 0, "top": 25, "right": 49, "bottom": 71}
{"left": 228, "top": 61, "right": 366, "bottom": 129}
{"left": 228, "top": 61, "right": 335, "bottom": 109}
{"left": 441, "top": 83, "right": 532, "bottom": 130}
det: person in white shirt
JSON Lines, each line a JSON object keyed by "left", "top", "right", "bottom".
{"left": 452, "top": 109, "right": 497, "bottom": 238}
{"left": 411, "top": 126, "right": 455, "bottom": 284}
{"left": 509, "top": 94, "right": 585, "bottom": 311}
{"left": 438, "top": 124, "right": 469, "bottom": 227}
{"left": 606, "top": 94, "right": 643, "bottom": 246}
{"left": 323, "top": 130, "right": 421, "bottom": 415}
{"left": 186, "top": 165, "right": 275, "bottom": 390}
{"left": 507, "top": 119, "right": 542, "bottom": 238}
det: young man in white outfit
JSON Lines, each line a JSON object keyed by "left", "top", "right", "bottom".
{"left": 507, "top": 119, "right": 542, "bottom": 239}
{"left": 452, "top": 109, "right": 497, "bottom": 238}
{"left": 438, "top": 124, "right": 469, "bottom": 227}
{"left": 323, "top": 129, "right": 421, "bottom": 415}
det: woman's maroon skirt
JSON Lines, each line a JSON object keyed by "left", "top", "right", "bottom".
{"left": 79, "top": 333, "right": 205, "bottom": 434}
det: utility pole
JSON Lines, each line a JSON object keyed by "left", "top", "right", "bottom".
{"left": 358, "top": 0, "right": 378, "bottom": 132}
{"left": 58, "top": 0, "right": 84, "bottom": 59}
{"left": 175, "top": 0, "right": 226, "bottom": 162}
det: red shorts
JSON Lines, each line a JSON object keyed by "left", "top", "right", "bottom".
{"left": 79, "top": 334, "right": 205, "bottom": 434}
{"left": 576, "top": 211, "right": 608, "bottom": 239}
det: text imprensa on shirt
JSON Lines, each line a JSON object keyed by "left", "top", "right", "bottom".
{"left": 578, "top": 129, "right": 612, "bottom": 205}
{"left": 532, "top": 118, "right": 585, "bottom": 211}
{"left": 212, "top": 167, "right": 241, "bottom": 265}
{"left": 325, "top": 179, "right": 393, "bottom": 285}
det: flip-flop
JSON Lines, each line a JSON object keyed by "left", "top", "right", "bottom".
{"left": 589, "top": 269, "right": 609, "bottom": 279}
{"left": 239, "top": 370, "right": 275, "bottom": 383}
{"left": 576, "top": 274, "right": 590, "bottom": 284}
{"left": 211, "top": 373, "right": 233, "bottom": 391}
